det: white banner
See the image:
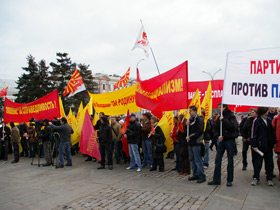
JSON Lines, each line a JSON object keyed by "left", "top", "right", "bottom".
{"left": 223, "top": 47, "right": 280, "bottom": 107}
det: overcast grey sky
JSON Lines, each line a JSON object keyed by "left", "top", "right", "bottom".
{"left": 1, "top": 0, "right": 279, "bottom": 82}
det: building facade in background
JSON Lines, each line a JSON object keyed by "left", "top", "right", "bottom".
{"left": 92, "top": 73, "right": 136, "bottom": 94}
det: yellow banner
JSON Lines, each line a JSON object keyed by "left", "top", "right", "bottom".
{"left": 88, "top": 85, "right": 140, "bottom": 116}
{"left": 158, "top": 111, "right": 174, "bottom": 155}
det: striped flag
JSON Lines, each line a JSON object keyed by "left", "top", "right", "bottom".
{"left": 114, "top": 67, "right": 130, "bottom": 90}
{"left": 63, "top": 69, "right": 86, "bottom": 97}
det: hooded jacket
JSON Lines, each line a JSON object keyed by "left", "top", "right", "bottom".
{"left": 215, "top": 108, "right": 239, "bottom": 140}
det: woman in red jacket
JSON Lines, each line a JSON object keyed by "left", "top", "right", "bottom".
{"left": 272, "top": 108, "right": 280, "bottom": 181}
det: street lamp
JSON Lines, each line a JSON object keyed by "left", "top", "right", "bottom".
{"left": 202, "top": 69, "right": 222, "bottom": 80}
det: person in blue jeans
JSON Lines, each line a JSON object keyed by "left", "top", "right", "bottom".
{"left": 141, "top": 112, "right": 153, "bottom": 168}
{"left": 208, "top": 103, "right": 239, "bottom": 187}
{"left": 125, "top": 113, "right": 142, "bottom": 172}
{"left": 186, "top": 106, "right": 206, "bottom": 183}
{"left": 49, "top": 117, "right": 74, "bottom": 168}
{"left": 202, "top": 111, "right": 215, "bottom": 168}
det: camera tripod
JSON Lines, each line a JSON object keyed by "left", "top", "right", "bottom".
{"left": 30, "top": 140, "right": 43, "bottom": 167}
{"left": 51, "top": 132, "right": 60, "bottom": 169}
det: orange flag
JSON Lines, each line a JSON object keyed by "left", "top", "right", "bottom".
{"left": 120, "top": 110, "right": 130, "bottom": 134}
{"left": 79, "top": 111, "right": 101, "bottom": 161}
{"left": 63, "top": 69, "right": 86, "bottom": 97}
{"left": 114, "top": 67, "right": 130, "bottom": 90}
{"left": 151, "top": 125, "right": 156, "bottom": 134}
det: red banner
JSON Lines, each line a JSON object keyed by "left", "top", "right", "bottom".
{"left": 188, "top": 80, "right": 223, "bottom": 109}
{"left": 136, "top": 61, "right": 188, "bottom": 111}
{"left": 4, "top": 90, "right": 60, "bottom": 123}
{"left": 188, "top": 80, "right": 256, "bottom": 112}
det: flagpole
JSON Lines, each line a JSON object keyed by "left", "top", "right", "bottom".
{"left": 187, "top": 109, "right": 189, "bottom": 137}
{"left": 140, "top": 20, "right": 160, "bottom": 75}
{"left": 150, "top": 47, "right": 161, "bottom": 75}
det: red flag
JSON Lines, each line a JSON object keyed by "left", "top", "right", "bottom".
{"left": 152, "top": 110, "right": 163, "bottom": 119}
{"left": 114, "top": 67, "right": 130, "bottom": 90}
{"left": 120, "top": 110, "right": 130, "bottom": 134}
{"left": 136, "top": 61, "right": 188, "bottom": 111}
{"left": 63, "top": 69, "right": 86, "bottom": 97}
{"left": 122, "top": 135, "right": 129, "bottom": 158}
{"left": 179, "top": 123, "right": 184, "bottom": 133}
{"left": 0, "top": 86, "right": 8, "bottom": 97}
{"left": 151, "top": 125, "right": 155, "bottom": 134}
{"left": 79, "top": 111, "right": 101, "bottom": 161}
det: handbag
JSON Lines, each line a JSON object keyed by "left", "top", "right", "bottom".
{"left": 155, "top": 133, "right": 167, "bottom": 153}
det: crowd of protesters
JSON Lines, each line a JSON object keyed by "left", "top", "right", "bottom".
{"left": 1, "top": 104, "right": 279, "bottom": 187}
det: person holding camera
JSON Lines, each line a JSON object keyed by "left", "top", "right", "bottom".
{"left": 41, "top": 119, "right": 52, "bottom": 166}
{"left": 27, "top": 123, "right": 36, "bottom": 158}
{"left": 49, "top": 117, "right": 74, "bottom": 168}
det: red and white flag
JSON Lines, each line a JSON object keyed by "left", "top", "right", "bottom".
{"left": 132, "top": 25, "right": 150, "bottom": 58}
{"left": 114, "top": 67, "right": 130, "bottom": 90}
{"left": 0, "top": 86, "right": 8, "bottom": 97}
{"left": 63, "top": 69, "right": 86, "bottom": 97}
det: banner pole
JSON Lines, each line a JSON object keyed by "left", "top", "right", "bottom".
{"left": 187, "top": 109, "right": 189, "bottom": 137}
{"left": 150, "top": 47, "right": 161, "bottom": 75}
{"left": 220, "top": 103, "right": 223, "bottom": 137}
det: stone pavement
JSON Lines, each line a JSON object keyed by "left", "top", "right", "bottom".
{"left": 0, "top": 137, "right": 279, "bottom": 210}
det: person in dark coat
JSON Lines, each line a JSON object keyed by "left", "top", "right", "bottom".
{"left": 149, "top": 116, "right": 166, "bottom": 172}
{"left": 241, "top": 108, "right": 257, "bottom": 170}
{"left": 178, "top": 114, "right": 191, "bottom": 175}
{"left": 19, "top": 123, "right": 28, "bottom": 157}
{"left": 208, "top": 103, "right": 239, "bottom": 187}
{"left": 125, "top": 113, "right": 142, "bottom": 172}
{"left": 251, "top": 107, "right": 276, "bottom": 186}
{"left": 0, "top": 122, "right": 11, "bottom": 161}
{"left": 186, "top": 106, "right": 206, "bottom": 183}
{"left": 203, "top": 110, "right": 214, "bottom": 168}
{"left": 97, "top": 116, "right": 113, "bottom": 170}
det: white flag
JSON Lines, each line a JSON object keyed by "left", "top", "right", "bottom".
{"left": 132, "top": 25, "right": 150, "bottom": 58}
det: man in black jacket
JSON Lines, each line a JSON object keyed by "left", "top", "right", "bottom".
{"left": 251, "top": 107, "right": 276, "bottom": 186}
{"left": 19, "top": 123, "right": 28, "bottom": 157}
{"left": 97, "top": 116, "right": 113, "bottom": 170}
{"left": 241, "top": 108, "right": 257, "bottom": 170}
{"left": 0, "top": 122, "right": 11, "bottom": 161}
{"left": 186, "top": 106, "right": 206, "bottom": 183}
{"left": 124, "top": 113, "right": 142, "bottom": 172}
{"left": 208, "top": 103, "right": 239, "bottom": 187}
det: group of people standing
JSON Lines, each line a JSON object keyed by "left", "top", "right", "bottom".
{"left": 0, "top": 118, "right": 74, "bottom": 168}
{"left": 2, "top": 104, "right": 279, "bottom": 188}
{"left": 94, "top": 112, "right": 166, "bottom": 173}
{"left": 240, "top": 107, "right": 279, "bottom": 186}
